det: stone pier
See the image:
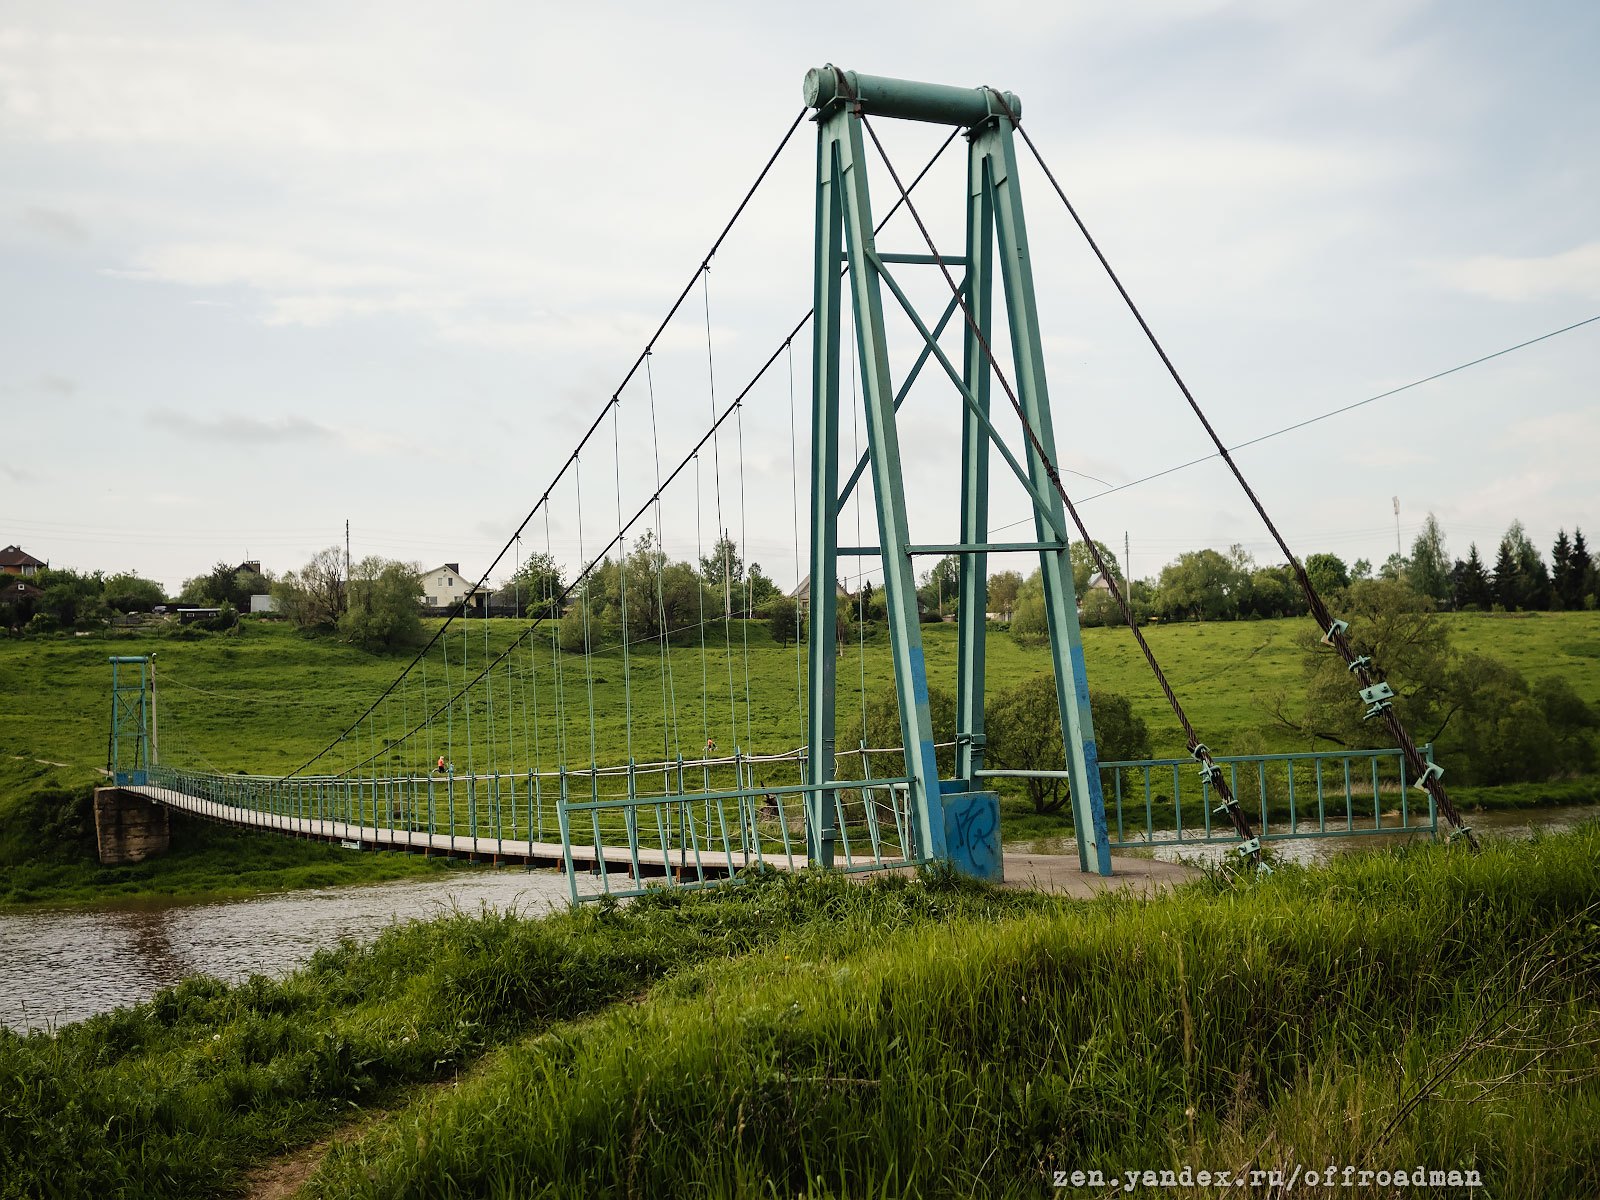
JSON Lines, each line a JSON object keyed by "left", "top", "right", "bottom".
{"left": 93, "top": 787, "right": 170, "bottom": 865}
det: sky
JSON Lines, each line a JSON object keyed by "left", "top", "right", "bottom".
{"left": 4, "top": 0, "right": 1597, "bottom": 597}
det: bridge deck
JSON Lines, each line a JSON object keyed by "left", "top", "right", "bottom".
{"left": 128, "top": 784, "right": 736, "bottom": 877}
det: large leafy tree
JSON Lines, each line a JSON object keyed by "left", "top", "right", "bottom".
{"left": 987, "top": 570, "right": 1023, "bottom": 621}
{"left": 34, "top": 567, "right": 106, "bottom": 627}
{"left": 1155, "top": 547, "right": 1248, "bottom": 621}
{"left": 986, "top": 674, "right": 1149, "bottom": 814}
{"left": 497, "top": 551, "right": 565, "bottom": 618}
{"left": 102, "top": 573, "right": 165, "bottom": 613}
{"left": 339, "top": 557, "right": 423, "bottom": 652}
{"left": 273, "top": 547, "right": 348, "bottom": 629}
{"left": 1303, "top": 553, "right": 1349, "bottom": 596}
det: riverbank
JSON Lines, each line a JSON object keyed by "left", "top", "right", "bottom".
{"left": 0, "top": 758, "right": 456, "bottom": 910}
{"left": 1, "top": 825, "right": 1594, "bottom": 1199}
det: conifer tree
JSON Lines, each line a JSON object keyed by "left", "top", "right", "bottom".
{"left": 1457, "top": 543, "right": 1491, "bottom": 610}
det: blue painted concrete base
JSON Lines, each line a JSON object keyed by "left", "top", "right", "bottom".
{"left": 941, "top": 790, "right": 1003, "bottom": 883}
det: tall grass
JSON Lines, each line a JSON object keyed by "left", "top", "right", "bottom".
{"left": 304, "top": 828, "right": 1600, "bottom": 1199}
{"left": 0, "top": 865, "right": 1042, "bottom": 1199}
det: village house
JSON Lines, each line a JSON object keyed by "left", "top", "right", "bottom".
{"left": 419, "top": 563, "right": 489, "bottom": 612}
{"left": 0, "top": 545, "right": 46, "bottom": 577}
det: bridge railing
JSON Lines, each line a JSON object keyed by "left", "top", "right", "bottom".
{"left": 979, "top": 743, "right": 1438, "bottom": 864}
{"left": 557, "top": 750, "right": 921, "bottom": 904}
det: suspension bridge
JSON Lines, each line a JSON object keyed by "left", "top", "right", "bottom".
{"left": 95, "top": 67, "right": 1473, "bottom": 903}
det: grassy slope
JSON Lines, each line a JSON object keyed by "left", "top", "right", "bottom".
{"left": 3, "top": 611, "right": 1597, "bottom": 775}
{"left": 2, "top": 613, "right": 1593, "bottom": 896}
{"left": 1, "top": 828, "right": 1595, "bottom": 1199}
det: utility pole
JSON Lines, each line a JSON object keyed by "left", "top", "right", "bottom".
{"left": 1393, "top": 496, "right": 1402, "bottom": 561}
{"left": 1124, "top": 531, "right": 1131, "bottom": 607}
{"left": 345, "top": 518, "right": 352, "bottom": 581}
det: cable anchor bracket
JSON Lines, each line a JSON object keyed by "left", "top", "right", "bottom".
{"left": 1359, "top": 681, "right": 1396, "bottom": 720}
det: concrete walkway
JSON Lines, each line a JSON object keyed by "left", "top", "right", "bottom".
{"left": 1000, "top": 851, "right": 1198, "bottom": 897}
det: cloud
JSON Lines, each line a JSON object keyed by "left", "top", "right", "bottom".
{"left": 146, "top": 407, "right": 431, "bottom": 462}
{"left": 38, "top": 374, "right": 77, "bottom": 396}
{"left": 1436, "top": 241, "right": 1600, "bottom": 303}
{"left": 20, "top": 206, "right": 88, "bottom": 244}
{"left": 122, "top": 242, "right": 417, "bottom": 292}
{"left": 147, "top": 409, "right": 335, "bottom": 446}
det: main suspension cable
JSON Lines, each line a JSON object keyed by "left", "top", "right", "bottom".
{"left": 297, "top": 125, "right": 964, "bottom": 783}
{"left": 285, "top": 105, "right": 809, "bottom": 781}
{"left": 998, "top": 94, "right": 1477, "bottom": 847}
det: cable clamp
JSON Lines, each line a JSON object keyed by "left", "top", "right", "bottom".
{"left": 1212, "top": 795, "right": 1240, "bottom": 815}
{"left": 1413, "top": 762, "right": 1444, "bottom": 791}
{"left": 1447, "top": 824, "right": 1474, "bottom": 844}
{"left": 1360, "top": 681, "right": 1395, "bottom": 720}
{"left": 1236, "top": 837, "right": 1261, "bottom": 859}
{"left": 1321, "top": 619, "right": 1350, "bottom": 647}
{"left": 1256, "top": 859, "right": 1274, "bottom": 878}
{"left": 1347, "top": 656, "right": 1372, "bottom": 674}
{"left": 1188, "top": 743, "right": 1211, "bottom": 762}
{"left": 1197, "top": 760, "right": 1223, "bottom": 787}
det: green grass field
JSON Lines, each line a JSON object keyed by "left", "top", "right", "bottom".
{"left": 1, "top": 610, "right": 1594, "bottom": 906}
{"left": 4, "top": 610, "right": 1597, "bottom": 781}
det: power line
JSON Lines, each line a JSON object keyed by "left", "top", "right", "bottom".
{"left": 991, "top": 311, "right": 1600, "bottom": 535}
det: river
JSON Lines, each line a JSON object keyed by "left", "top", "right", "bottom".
{"left": 1, "top": 867, "right": 599, "bottom": 1033}
{"left": 3, "top": 805, "right": 1593, "bottom": 1034}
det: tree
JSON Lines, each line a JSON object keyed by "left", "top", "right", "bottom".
{"left": 183, "top": 560, "right": 268, "bottom": 609}
{"left": 34, "top": 567, "right": 106, "bottom": 627}
{"left": 1379, "top": 552, "right": 1409, "bottom": 582}
{"left": 1551, "top": 529, "right": 1574, "bottom": 610}
{"left": 1303, "top": 553, "right": 1349, "bottom": 596}
{"left": 1155, "top": 548, "right": 1246, "bottom": 621}
{"left": 102, "top": 573, "right": 165, "bottom": 613}
{"left": 1492, "top": 536, "right": 1519, "bottom": 609}
{"left": 1495, "top": 520, "right": 1551, "bottom": 610}
{"left": 986, "top": 674, "right": 1149, "bottom": 814}
{"left": 1407, "top": 513, "right": 1451, "bottom": 605}
{"left": 741, "top": 563, "right": 781, "bottom": 616}
{"left": 1571, "top": 529, "right": 1596, "bottom": 610}
{"left": 765, "top": 599, "right": 799, "bottom": 648}
{"left": 1456, "top": 544, "right": 1492, "bottom": 610}
{"left": 1351, "top": 558, "right": 1373, "bottom": 582}
{"left": 836, "top": 681, "right": 957, "bottom": 779}
{"left": 917, "top": 555, "right": 960, "bottom": 618}
{"left": 273, "top": 546, "right": 347, "bottom": 629}
{"left": 1272, "top": 580, "right": 1453, "bottom": 750}
{"left": 497, "top": 551, "right": 564, "bottom": 618}
{"left": 1069, "top": 539, "right": 1121, "bottom": 595}
{"left": 987, "top": 570, "right": 1022, "bottom": 622}
{"left": 339, "top": 557, "right": 423, "bottom": 652}
{"left": 699, "top": 530, "right": 743, "bottom": 617}
{"left": 1010, "top": 569, "right": 1049, "bottom": 644}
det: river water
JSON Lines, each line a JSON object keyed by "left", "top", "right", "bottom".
{"left": 3, "top": 806, "right": 1594, "bottom": 1034}
{"left": 0, "top": 867, "right": 599, "bottom": 1033}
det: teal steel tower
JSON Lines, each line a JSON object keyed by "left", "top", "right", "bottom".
{"left": 108, "top": 655, "right": 151, "bottom": 786}
{"left": 803, "top": 66, "right": 1113, "bottom": 877}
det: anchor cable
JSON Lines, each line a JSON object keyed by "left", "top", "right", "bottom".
{"left": 995, "top": 93, "right": 1478, "bottom": 846}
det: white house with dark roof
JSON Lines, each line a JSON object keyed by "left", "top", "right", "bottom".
{"left": 420, "top": 563, "right": 488, "bottom": 611}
